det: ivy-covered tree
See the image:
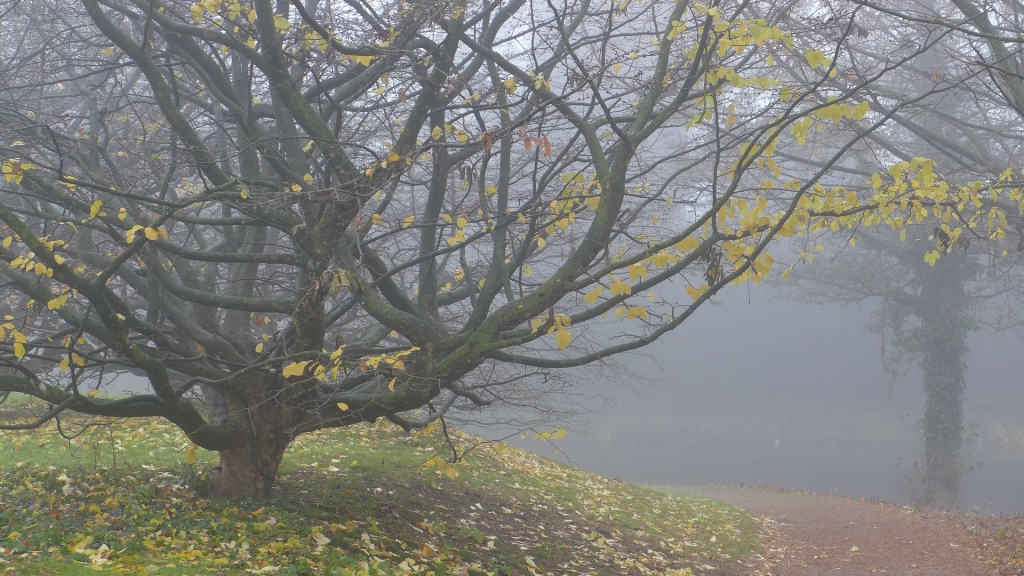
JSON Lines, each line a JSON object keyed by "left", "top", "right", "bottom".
{"left": 0, "top": 0, "right": 984, "bottom": 498}
{"left": 773, "top": 0, "right": 1024, "bottom": 508}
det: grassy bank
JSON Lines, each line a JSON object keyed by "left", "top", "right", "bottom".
{"left": 0, "top": 412, "right": 759, "bottom": 575}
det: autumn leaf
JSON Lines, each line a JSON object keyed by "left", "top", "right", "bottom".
{"left": 675, "top": 236, "right": 700, "bottom": 252}
{"left": 554, "top": 328, "right": 572, "bottom": 349}
{"left": 609, "top": 278, "right": 631, "bottom": 296}
{"left": 805, "top": 49, "right": 825, "bottom": 69}
{"left": 583, "top": 286, "right": 603, "bottom": 305}
{"left": 282, "top": 361, "right": 311, "bottom": 378}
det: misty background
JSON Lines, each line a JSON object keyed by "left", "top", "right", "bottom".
{"left": 98, "top": 267, "right": 1024, "bottom": 513}
{"left": 497, "top": 281, "right": 1024, "bottom": 514}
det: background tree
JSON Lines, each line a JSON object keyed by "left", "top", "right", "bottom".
{"left": 775, "top": 0, "right": 1024, "bottom": 507}
{"left": 0, "top": 0, "right": 945, "bottom": 498}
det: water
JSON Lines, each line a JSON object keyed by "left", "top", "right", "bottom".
{"left": 512, "top": 408, "right": 1024, "bottom": 514}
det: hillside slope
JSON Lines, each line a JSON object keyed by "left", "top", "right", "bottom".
{"left": 0, "top": 416, "right": 760, "bottom": 575}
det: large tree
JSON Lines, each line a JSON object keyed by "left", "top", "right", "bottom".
{"left": 0, "top": 0, "right": 939, "bottom": 497}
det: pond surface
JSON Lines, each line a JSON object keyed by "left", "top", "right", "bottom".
{"left": 512, "top": 409, "right": 1024, "bottom": 514}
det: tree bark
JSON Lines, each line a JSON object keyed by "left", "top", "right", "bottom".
{"left": 210, "top": 439, "right": 287, "bottom": 498}
{"left": 208, "top": 388, "right": 293, "bottom": 499}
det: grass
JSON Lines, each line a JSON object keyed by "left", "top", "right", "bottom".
{"left": 0, "top": 410, "right": 760, "bottom": 575}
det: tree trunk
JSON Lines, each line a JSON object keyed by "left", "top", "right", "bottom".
{"left": 207, "top": 389, "right": 293, "bottom": 499}
{"left": 210, "top": 440, "right": 287, "bottom": 498}
{"left": 918, "top": 321, "right": 967, "bottom": 508}
{"left": 916, "top": 259, "right": 970, "bottom": 509}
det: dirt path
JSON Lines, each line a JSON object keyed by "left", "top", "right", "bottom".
{"left": 674, "top": 486, "right": 1001, "bottom": 576}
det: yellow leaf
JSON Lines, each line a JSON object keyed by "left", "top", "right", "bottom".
{"left": 184, "top": 447, "right": 197, "bottom": 465}
{"left": 536, "top": 237, "right": 546, "bottom": 248}
{"left": 282, "top": 361, "right": 309, "bottom": 378}
{"left": 116, "top": 313, "right": 126, "bottom": 321}
{"left": 291, "top": 183, "right": 302, "bottom": 192}
{"left": 371, "top": 213, "right": 383, "bottom": 225}
{"left": 60, "top": 358, "right": 69, "bottom": 372}
{"left": 126, "top": 225, "right": 143, "bottom": 243}
{"left": 144, "top": 227, "right": 159, "bottom": 241}
{"left": 432, "top": 126, "right": 443, "bottom": 140}
{"left": 1, "top": 236, "right": 10, "bottom": 248}
{"left": 583, "top": 286, "right": 603, "bottom": 305}
{"left": 303, "top": 173, "right": 314, "bottom": 185}
{"left": 402, "top": 215, "right": 415, "bottom": 229}
{"left": 14, "top": 342, "right": 25, "bottom": 359}
{"left": 53, "top": 254, "right": 65, "bottom": 265}
{"left": 685, "top": 284, "right": 708, "bottom": 302}
{"left": 302, "top": 140, "right": 314, "bottom": 152}
{"left": 675, "top": 236, "right": 700, "bottom": 252}
{"left": 336, "top": 402, "right": 349, "bottom": 411}
{"left": 854, "top": 101, "right": 870, "bottom": 120}
{"left": 805, "top": 49, "right": 825, "bottom": 69}
{"left": 554, "top": 328, "right": 572, "bottom": 350}
{"left": 625, "top": 306, "right": 649, "bottom": 321}
{"left": 255, "top": 343, "right": 264, "bottom": 353}
{"left": 118, "top": 208, "right": 127, "bottom": 220}
{"left": 240, "top": 188, "right": 249, "bottom": 199}
{"left": 388, "top": 378, "right": 396, "bottom": 391}
{"left": 609, "top": 278, "right": 631, "bottom": 296}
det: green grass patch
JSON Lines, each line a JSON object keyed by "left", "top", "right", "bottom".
{"left": 0, "top": 413, "right": 759, "bottom": 575}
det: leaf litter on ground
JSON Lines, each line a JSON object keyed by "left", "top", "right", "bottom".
{"left": 0, "top": 415, "right": 760, "bottom": 575}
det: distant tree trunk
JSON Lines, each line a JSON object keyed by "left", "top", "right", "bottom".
{"left": 916, "top": 259, "right": 970, "bottom": 508}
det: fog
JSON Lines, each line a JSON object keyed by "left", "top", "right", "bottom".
{"left": 94, "top": 264, "right": 1024, "bottom": 513}
{"left": 500, "top": 282, "right": 1024, "bottom": 514}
